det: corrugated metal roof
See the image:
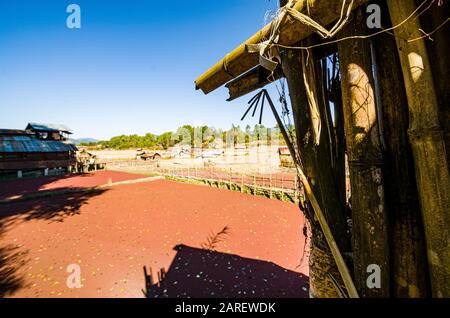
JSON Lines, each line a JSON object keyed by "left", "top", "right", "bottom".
{"left": 26, "top": 123, "right": 73, "bottom": 134}
{"left": 0, "top": 134, "right": 77, "bottom": 153}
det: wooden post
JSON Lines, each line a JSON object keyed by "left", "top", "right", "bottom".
{"left": 388, "top": 0, "right": 450, "bottom": 298}
{"left": 371, "top": 0, "right": 429, "bottom": 297}
{"left": 282, "top": 45, "right": 351, "bottom": 298}
{"left": 337, "top": 7, "right": 390, "bottom": 297}
{"left": 269, "top": 173, "right": 273, "bottom": 199}
{"left": 294, "top": 176, "right": 299, "bottom": 204}
{"left": 419, "top": 2, "right": 450, "bottom": 158}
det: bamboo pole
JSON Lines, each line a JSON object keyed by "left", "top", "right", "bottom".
{"left": 337, "top": 6, "right": 390, "bottom": 297}
{"left": 300, "top": 168, "right": 358, "bottom": 298}
{"left": 281, "top": 45, "right": 353, "bottom": 297}
{"left": 388, "top": 0, "right": 450, "bottom": 298}
{"left": 372, "top": 0, "right": 429, "bottom": 297}
{"left": 418, "top": 2, "right": 450, "bottom": 164}
{"left": 195, "top": 0, "right": 367, "bottom": 94}
{"left": 270, "top": 173, "right": 273, "bottom": 199}
{"left": 265, "top": 89, "right": 358, "bottom": 298}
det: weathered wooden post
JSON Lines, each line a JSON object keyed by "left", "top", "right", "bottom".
{"left": 419, "top": 2, "right": 450, "bottom": 158}
{"left": 387, "top": 0, "right": 450, "bottom": 298}
{"left": 372, "top": 0, "right": 429, "bottom": 297}
{"left": 282, "top": 45, "right": 352, "bottom": 297}
{"left": 292, "top": 176, "right": 296, "bottom": 203}
{"left": 269, "top": 173, "right": 273, "bottom": 199}
{"left": 337, "top": 7, "right": 390, "bottom": 297}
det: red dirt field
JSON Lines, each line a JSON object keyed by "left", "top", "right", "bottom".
{"left": 0, "top": 179, "right": 308, "bottom": 298}
{"left": 0, "top": 171, "right": 147, "bottom": 201}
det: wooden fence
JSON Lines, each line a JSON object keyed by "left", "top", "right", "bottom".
{"left": 106, "top": 161, "right": 301, "bottom": 204}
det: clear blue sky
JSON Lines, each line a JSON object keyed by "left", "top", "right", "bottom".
{"left": 0, "top": 0, "right": 281, "bottom": 140}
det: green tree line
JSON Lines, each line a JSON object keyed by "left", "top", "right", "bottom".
{"left": 79, "top": 124, "right": 292, "bottom": 150}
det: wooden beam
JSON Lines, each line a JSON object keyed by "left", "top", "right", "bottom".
{"left": 387, "top": 0, "right": 450, "bottom": 298}
{"left": 418, "top": 1, "right": 450, "bottom": 165}
{"left": 225, "top": 66, "right": 283, "bottom": 101}
{"left": 372, "top": 0, "right": 429, "bottom": 298}
{"left": 281, "top": 45, "right": 352, "bottom": 298}
{"left": 195, "top": 0, "right": 368, "bottom": 95}
{"left": 338, "top": 7, "right": 390, "bottom": 297}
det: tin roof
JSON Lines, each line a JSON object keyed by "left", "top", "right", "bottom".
{"left": 0, "top": 134, "right": 77, "bottom": 153}
{"left": 26, "top": 123, "right": 73, "bottom": 134}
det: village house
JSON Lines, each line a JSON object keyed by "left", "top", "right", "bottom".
{"left": 0, "top": 123, "right": 77, "bottom": 180}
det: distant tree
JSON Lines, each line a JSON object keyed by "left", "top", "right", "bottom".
{"left": 157, "top": 132, "right": 175, "bottom": 150}
{"left": 141, "top": 133, "right": 157, "bottom": 148}
{"left": 175, "top": 125, "right": 195, "bottom": 148}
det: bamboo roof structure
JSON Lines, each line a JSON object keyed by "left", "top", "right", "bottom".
{"left": 195, "top": 0, "right": 367, "bottom": 97}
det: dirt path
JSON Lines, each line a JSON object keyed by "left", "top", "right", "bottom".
{"left": 0, "top": 179, "right": 308, "bottom": 298}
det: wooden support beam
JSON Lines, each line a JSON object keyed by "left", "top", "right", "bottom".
{"left": 338, "top": 7, "right": 390, "bottom": 297}
{"left": 387, "top": 0, "right": 450, "bottom": 298}
{"left": 281, "top": 45, "right": 352, "bottom": 298}
{"left": 225, "top": 66, "right": 283, "bottom": 101}
{"left": 372, "top": 0, "right": 430, "bottom": 298}
{"left": 418, "top": 1, "right": 450, "bottom": 166}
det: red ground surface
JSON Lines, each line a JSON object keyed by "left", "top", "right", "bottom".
{"left": 0, "top": 177, "right": 308, "bottom": 298}
{"left": 0, "top": 171, "right": 147, "bottom": 201}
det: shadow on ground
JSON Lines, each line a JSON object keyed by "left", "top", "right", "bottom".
{"left": 0, "top": 241, "right": 29, "bottom": 298}
{"left": 144, "top": 244, "right": 309, "bottom": 298}
{"left": 0, "top": 188, "right": 107, "bottom": 227}
{"left": 0, "top": 174, "right": 95, "bottom": 201}
{"left": 0, "top": 188, "right": 107, "bottom": 297}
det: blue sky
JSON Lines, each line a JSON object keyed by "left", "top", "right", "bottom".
{"left": 0, "top": 0, "right": 281, "bottom": 140}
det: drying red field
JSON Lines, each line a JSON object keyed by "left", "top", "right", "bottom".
{"left": 0, "top": 171, "right": 148, "bottom": 201}
{"left": 0, "top": 176, "right": 308, "bottom": 298}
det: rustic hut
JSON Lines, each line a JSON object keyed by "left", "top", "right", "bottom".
{"left": 0, "top": 124, "right": 77, "bottom": 180}
{"left": 278, "top": 147, "right": 295, "bottom": 168}
{"left": 195, "top": 0, "right": 449, "bottom": 298}
{"left": 25, "top": 122, "right": 73, "bottom": 141}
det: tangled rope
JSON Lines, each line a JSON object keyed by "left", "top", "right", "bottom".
{"left": 247, "top": 0, "right": 356, "bottom": 72}
{"left": 248, "top": 0, "right": 448, "bottom": 73}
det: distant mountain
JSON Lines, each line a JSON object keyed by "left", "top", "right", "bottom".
{"left": 71, "top": 138, "right": 99, "bottom": 145}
